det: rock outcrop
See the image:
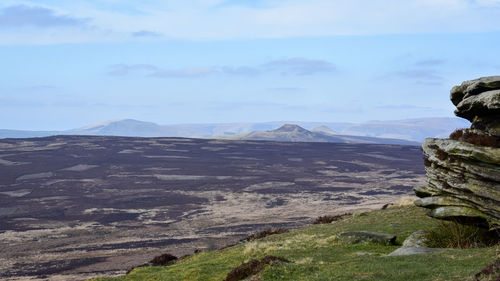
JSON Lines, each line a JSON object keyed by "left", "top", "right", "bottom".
{"left": 414, "top": 76, "right": 500, "bottom": 229}
{"left": 387, "top": 230, "right": 446, "bottom": 256}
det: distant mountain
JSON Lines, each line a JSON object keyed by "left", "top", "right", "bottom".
{"left": 226, "top": 124, "right": 420, "bottom": 145}
{"left": 339, "top": 118, "right": 469, "bottom": 141}
{"left": 70, "top": 120, "right": 288, "bottom": 138}
{"left": 243, "top": 124, "right": 336, "bottom": 142}
{"left": 67, "top": 119, "right": 167, "bottom": 137}
{"left": 311, "top": 125, "right": 339, "bottom": 135}
{"left": 0, "top": 117, "right": 469, "bottom": 142}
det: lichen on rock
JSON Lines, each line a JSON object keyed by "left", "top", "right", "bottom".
{"left": 415, "top": 76, "right": 500, "bottom": 229}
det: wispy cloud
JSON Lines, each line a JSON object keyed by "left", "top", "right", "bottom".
{"left": 215, "top": 0, "right": 275, "bottom": 9}
{"left": 2, "top": 0, "right": 500, "bottom": 44}
{"left": 262, "top": 58, "right": 335, "bottom": 75}
{"left": 108, "top": 64, "right": 158, "bottom": 76}
{"left": 152, "top": 67, "right": 216, "bottom": 78}
{"left": 108, "top": 64, "right": 216, "bottom": 78}
{"left": 390, "top": 57, "right": 447, "bottom": 85}
{"left": 0, "top": 5, "right": 87, "bottom": 27}
{"left": 394, "top": 69, "right": 444, "bottom": 85}
{"left": 18, "top": 85, "right": 58, "bottom": 92}
{"left": 476, "top": 0, "right": 500, "bottom": 7}
{"left": 395, "top": 69, "right": 443, "bottom": 81}
{"left": 376, "top": 104, "right": 433, "bottom": 110}
{"left": 203, "top": 101, "right": 288, "bottom": 111}
{"left": 414, "top": 59, "right": 447, "bottom": 67}
{"left": 268, "top": 87, "right": 305, "bottom": 93}
{"left": 219, "top": 66, "right": 260, "bottom": 76}
{"left": 131, "top": 30, "right": 162, "bottom": 37}
{"left": 109, "top": 58, "right": 336, "bottom": 79}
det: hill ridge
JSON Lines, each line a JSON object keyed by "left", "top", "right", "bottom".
{"left": 230, "top": 123, "right": 419, "bottom": 145}
{"left": 0, "top": 117, "right": 469, "bottom": 142}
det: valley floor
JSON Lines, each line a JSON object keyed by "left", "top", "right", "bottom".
{"left": 0, "top": 136, "right": 426, "bottom": 280}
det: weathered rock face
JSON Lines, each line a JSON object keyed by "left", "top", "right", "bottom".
{"left": 415, "top": 76, "right": 500, "bottom": 229}
{"left": 450, "top": 76, "right": 500, "bottom": 136}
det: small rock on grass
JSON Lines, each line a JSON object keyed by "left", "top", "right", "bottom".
{"left": 354, "top": 251, "right": 375, "bottom": 256}
{"left": 388, "top": 247, "right": 446, "bottom": 256}
{"left": 388, "top": 230, "right": 445, "bottom": 256}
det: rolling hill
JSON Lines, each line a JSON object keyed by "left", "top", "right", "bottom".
{"left": 0, "top": 117, "right": 469, "bottom": 142}
{"left": 223, "top": 124, "right": 420, "bottom": 145}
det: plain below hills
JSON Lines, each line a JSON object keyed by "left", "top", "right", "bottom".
{"left": 0, "top": 117, "right": 469, "bottom": 143}
{"left": 0, "top": 135, "right": 427, "bottom": 280}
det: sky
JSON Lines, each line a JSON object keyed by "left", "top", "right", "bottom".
{"left": 1, "top": 0, "right": 500, "bottom": 130}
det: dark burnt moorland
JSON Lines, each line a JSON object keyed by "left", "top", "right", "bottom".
{"left": 0, "top": 136, "right": 425, "bottom": 280}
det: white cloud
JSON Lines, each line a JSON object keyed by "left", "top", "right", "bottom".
{"left": 0, "top": 0, "right": 499, "bottom": 44}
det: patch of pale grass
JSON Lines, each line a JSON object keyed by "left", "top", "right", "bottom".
{"left": 243, "top": 234, "right": 339, "bottom": 256}
{"left": 291, "top": 234, "right": 317, "bottom": 244}
{"left": 316, "top": 235, "right": 339, "bottom": 246}
{"left": 295, "top": 257, "right": 313, "bottom": 264}
{"left": 243, "top": 241, "right": 278, "bottom": 255}
{"left": 243, "top": 234, "right": 318, "bottom": 255}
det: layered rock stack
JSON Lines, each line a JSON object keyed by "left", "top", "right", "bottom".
{"left": 414, "top": 76, "right": 500, "bottom": 229}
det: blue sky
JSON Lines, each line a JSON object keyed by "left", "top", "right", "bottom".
{"left": 1, "top": 0, "right": 500, "bottom": 130}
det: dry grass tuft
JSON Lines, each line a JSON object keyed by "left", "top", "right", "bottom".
{"left": 474, "top": 259, "right": 500, "bottom": 281}
{"left": 150, "top": 253, "right": 178, "bottom": 266}
{"left": 313, "top": 213, "right": 350, "bottom": 224}
{"left": 449, "top": 129, "right": 500, "bottom": 148}
{"left": 223, "top": 256, "right": 290, "bottom": 281}
{"left": 449, "top": 129, "right": 464, "bottom": 140}
{"left": 425, "top": 220, "right": 499, "bottom": 249}
{"left": 242, "top": 228, "right": 289, "bottom": 242}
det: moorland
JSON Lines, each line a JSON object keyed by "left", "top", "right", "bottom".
{"left": 0, "top": 135, "right": 426, "bottom": 280}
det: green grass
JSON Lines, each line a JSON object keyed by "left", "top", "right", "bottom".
{"left": 93, "top": 206, "right": 499, "bottom": 281}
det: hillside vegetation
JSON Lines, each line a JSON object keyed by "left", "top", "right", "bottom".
{"left": 94, "top": 206, "right": 499, "bottom": 281}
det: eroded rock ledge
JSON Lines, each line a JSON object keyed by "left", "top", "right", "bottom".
{"left": 415, "top": 76, "right": 500, "bottom": 229}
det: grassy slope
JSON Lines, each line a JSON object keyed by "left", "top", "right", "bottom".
{"left": 94, "top": 206, "right": 499, "bottom": 281}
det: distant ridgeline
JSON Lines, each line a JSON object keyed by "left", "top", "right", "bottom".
{"left": 415, "top": 76, "right": 500, "bottom": 229}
